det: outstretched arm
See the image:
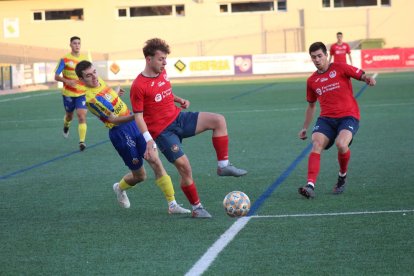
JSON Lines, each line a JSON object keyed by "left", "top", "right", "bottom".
{"left": 360, "top": 73, "right": 376, "bottom": 86}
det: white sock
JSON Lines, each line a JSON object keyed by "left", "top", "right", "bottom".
{"left": 218, "top": 160, "right": 229, "bottom": 168}
{"left": 307, "top": 182, "right": 315, "bottom": 188}
{"left": 192, "top": 203, "right": 202, "bottom": 210}
{"left": 168, "top": 200, "right": 177, "bottom": 208}
{"left": 339, "top": 172, "right": 347, "bottom": 177}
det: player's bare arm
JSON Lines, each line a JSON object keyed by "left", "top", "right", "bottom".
{"left": 133, "top": 112, "right": 158, "bottom": 160}
{"left": 54, "top": 74, "right": 78, "bottom": 87}
{"left": 115, "top": 86, "right": 125, "bottom": 96}
{"left": 299, "top": 102, "right": 317, "bottom": 140}
{"left": 174, "top": 95, "right": 190, "bottom": 109}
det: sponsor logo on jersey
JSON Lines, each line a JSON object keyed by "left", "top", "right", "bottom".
{"left": 155, "top": 94, "right": 162, "bottom": 102}
{"left": 171, "top": 144, "right": 180, "bottom": 153}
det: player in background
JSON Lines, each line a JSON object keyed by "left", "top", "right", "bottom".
{"left": 54, "top": 36, "right": 88, "bottom": 151}
{"left": 329, "top": 32, "right": 353, "bottom": 65}
{"left": 298, "top": 42, "right": 376, "bottom": 198}
{"left": 130, "top": 38, "right": 248, "bottom": 218}
{"left": 75, "top": 60, "right": 190, "bottom": 215}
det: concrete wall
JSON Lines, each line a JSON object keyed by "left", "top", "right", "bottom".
{"left": 0, "top": 0, "right": 412, "bottom": 62}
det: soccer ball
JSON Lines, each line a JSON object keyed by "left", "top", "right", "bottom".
{"left": 223, "top": 191, "right": 251, "bottom": 217}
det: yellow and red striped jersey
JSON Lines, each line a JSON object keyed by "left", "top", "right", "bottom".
{"left": 85, "top": 78, "right": 131, "bottom": 129}
{"left": 55, "top": 53, "right": 89, "bottom": 97}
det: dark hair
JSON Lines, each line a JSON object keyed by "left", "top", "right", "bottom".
{"left": 309, "top": 42, "right": 327, "bottom": 55}
{"left": 70, "top": 36, "right": 81, "bottom": 43}
{"left": 336, "top": 32, "right": 343, "bottom": 36}
{"left": 143, "top": 38, "right": 170, "bottom": 57}
{"left": 75, "top": 60, "right": 92, "bottom": 78}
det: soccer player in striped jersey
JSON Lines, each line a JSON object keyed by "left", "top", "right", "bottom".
{"left": 75, "top": 60, "right": 190, "bottom": 214}
{"left": 54, "top": 36, "right": 88, "bottom": 151}
{"left": 298, "top": 42, "right": 376, "bottom": 198}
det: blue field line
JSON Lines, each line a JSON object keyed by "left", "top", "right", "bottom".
{"left": 248, "top": 143, "right": 312, "bottom": 215}
{"left": 248, "top": 82, "right": 371, "bottom": 215}
{"left": 230, "top": 82, "right": 278, "bottom": 100}
{"left": 0, "top": 139, "right": 110, "bottom": 181}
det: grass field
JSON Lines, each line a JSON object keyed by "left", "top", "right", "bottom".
{"left": 0, "top": 72, "right": 413, "bottom": 275}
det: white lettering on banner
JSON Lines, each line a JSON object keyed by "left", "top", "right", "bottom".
{"left": 373, "top": 55, "right": 400, "bottom": 61}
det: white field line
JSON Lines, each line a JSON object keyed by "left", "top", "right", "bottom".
{"left": 251, "top": 209, "right": 414, "bottom": 219}
{"left": 185, "top": 216, "right": 251, "bottom": 276}
{"left": 0, "top": 91, "right": 56, "bottom": 103}
{"left": 185, "top": 209, "right": 413, "bottom": 276}
{"left": 0, "top": 101, "right": 412, "bottom": 125}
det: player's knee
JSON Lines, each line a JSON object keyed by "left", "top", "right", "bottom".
{"left": 335, "top": 141, "right": 349, "bottom": 152}
{"left": 311, "top": 140, "right": 324, "bottom": 152}
{"left": 215, "top": 113, "right": 226, "bottom": 127}
{"left": 132, "top": 170, "right": 147, "bottom": 183}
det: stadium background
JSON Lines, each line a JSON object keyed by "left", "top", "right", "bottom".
{"left": 0, "top": 0, "right": 413, "bottom": 91}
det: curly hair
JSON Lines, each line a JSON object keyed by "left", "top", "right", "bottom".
{"left": 143, "top": 38, "right": 170, "bottom": 57}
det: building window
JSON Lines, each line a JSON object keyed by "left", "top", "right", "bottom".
{"left": 124, "top": 5, "right": 185, "bottom": 17}
{"left": 44, "top": 9, "right": 83, "bottom": 20}
{"left": 33, "top": 12, "right": 42, "bottom": 21}
{"left": 118, "top": 8, "right": 127, "bottom": 17}
{"left": 130, "top": 6, "right": 173, "bottom": 17}
{"left": 176, "top": 5, "right": 185, "bottom": 16}
{"left": 324, "top": 0, "right": 389, "bottom": 7}
{"left": 381, "top": 0, "right": 391, "bottom": 6}
{"left": 219, "top": 2, "right": 279, "bottom": 13}
{"left": 220, "top": 4, "right": 229, "bottom": 13}
{"left": 277, "top": 0, "right": 287, "bottom": 11}
{"left": 231, "top": 1, "right": 274, "bottom": 12}
{"left": 322, "top": 0, "right": 330, "bottom": 7}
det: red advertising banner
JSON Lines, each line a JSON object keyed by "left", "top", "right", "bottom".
{"left": 361, "top": 48, "right": 414, "bottom": 69}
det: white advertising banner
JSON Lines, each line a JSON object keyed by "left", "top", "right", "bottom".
{"left": 165, "top": 56, "right": 235, "bottom": 78}
{"left": 253, "top": 52, "right": 315, "bottom": 75}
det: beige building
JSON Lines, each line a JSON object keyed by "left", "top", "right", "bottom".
{"left": 0, "top": 0, "right": 413, "bottom": 63}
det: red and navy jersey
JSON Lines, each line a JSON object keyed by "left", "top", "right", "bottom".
{"left": 306, "top": 63, "right": 364, "bottom": 120}
{"left": 130, "top": 70, "right": 180, "bottom": 139}
{"left": 330, "top": 42, "right": 351, "bottom": 63}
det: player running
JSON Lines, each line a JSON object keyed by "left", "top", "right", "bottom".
{"left": 75, "top": 60, "right": 190, "bottom": 215}
{"left": 298, "top": 41, "right": 376, "bottom": 198}
{"left": 54, "top": 36, "right": 88, "bottom": 151}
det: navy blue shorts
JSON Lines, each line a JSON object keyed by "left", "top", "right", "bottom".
{"left": 155, "top": 112, "right": 199, "bottom": 163}
{"left": 312, "top": 116, "right": 359, "bottom": 150}
{"left": 62, "top": 95, "right": 87, "bottom": 113}
{"left": 109, "top": 121, "right": 146, "bottom": 170}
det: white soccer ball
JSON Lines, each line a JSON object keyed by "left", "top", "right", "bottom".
{"left": 223, "top": 191, "right": 251, "bottom": 217}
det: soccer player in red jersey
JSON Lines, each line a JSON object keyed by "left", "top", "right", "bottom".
{"left": 298, "top": 42, "right": 376, "bottom": 198}
{"left": 329, "top": 32, "right": 352, "bottom": 65}
{"left": 130, "top": 38, "right": 247, "bottom": 218}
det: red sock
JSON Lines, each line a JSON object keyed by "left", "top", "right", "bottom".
{"left": 181, "top": 182, "right": 200, "bottom": 205}
{"left": 212, "top": 135, "right": 229, "bottom": 161}
{"left": 307, "top": 152, "right": 321, "bottom": 184}
{"left": 338, "top": 149, "right": 351, "bottom": 174}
